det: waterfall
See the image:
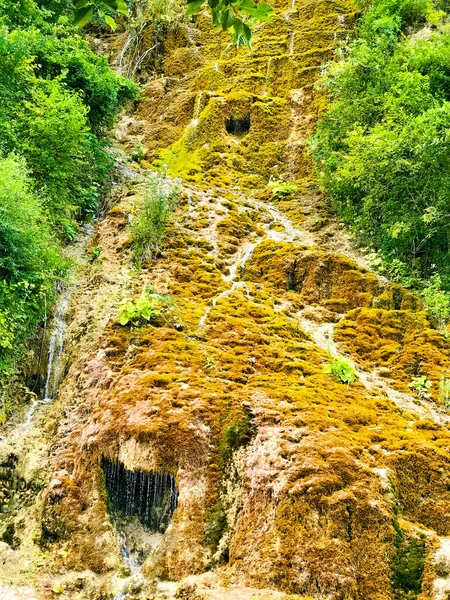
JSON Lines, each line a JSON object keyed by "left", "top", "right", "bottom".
{"left": 102, "top": 459, "right": 178, "bottom": 533}
{"left": 103, "top": 460, "right": 178, "bottom": 599}
{"left": 26, "top": 286, "right": 71, "bottom": 425}
{"left": 24, "top": 223, "right": 93, "bottom": 426}
{"left": 191, "top": 91, "right": 204, "bottom": 126}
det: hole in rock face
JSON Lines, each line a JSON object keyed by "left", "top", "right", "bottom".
{"left": 226, "top": 117, "right": 250, "bottom": 136}
{"left": 102, "top": 458, "right": 178, "bottom": 533}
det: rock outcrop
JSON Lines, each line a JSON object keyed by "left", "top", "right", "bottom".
{"left": 2, "top": 0, "right": 450, "bottom": 599}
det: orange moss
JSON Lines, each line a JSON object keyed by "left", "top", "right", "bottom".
{"left": 335, "top": 308, "right": 450, "bottom": 400}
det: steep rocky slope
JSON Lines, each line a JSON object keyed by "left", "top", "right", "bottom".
{"left": 2, "top": 0, "right": 450, "bottom": 599}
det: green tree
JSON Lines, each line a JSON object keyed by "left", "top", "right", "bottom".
{"left": 312, "top": 0, "right": 450, "bottom": 296}
{"left": 73, "top": 0, "right": 274, "bottom": 47}
{"left": 0, "top": 154, "right": 63, "bottom": 370}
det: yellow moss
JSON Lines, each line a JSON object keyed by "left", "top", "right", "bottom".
{"left": 335, "top": 308, "right": 450, "bottom": 400}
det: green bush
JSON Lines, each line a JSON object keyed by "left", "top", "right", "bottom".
{"left": 132, "top": 173, "right": 180, "bottom": 262}
{"left": 117, "top": 288, "right": 176, "bottom": 326}
{"left": 0, "top": 154, "right": 64, "bottom": 372}
{"left": 0, "top": 0, "right": 136, "bottom": 379}
{"left": 0, "top": 11, "right": 137, "bottom": 237}
{"left": 408, "top": 374, "right": 433, "bottom": 399}
{"left": 267, "top": 179, "right": 299, "bottom": 200}
{"left": 422, "top": 274, "right": 450, "bottom": 328}
{"left": 312, "top": 0, "right": 450, "bottom": 297}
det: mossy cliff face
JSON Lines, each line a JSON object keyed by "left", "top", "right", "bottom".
{"left": 119, "top": 0, "right": 356, "bottom": 188}
{"left": 31, "top": 179, "right": 450, "bottom": 600}
{"left": 4, "top": 1, "right": 450, "bottom": 600}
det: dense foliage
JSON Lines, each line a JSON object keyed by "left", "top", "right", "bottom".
{"left": 0, "top": 0, "right": 136, "bottom": 375}
{"left": 312, "top": 0, "right": 450, "bottom": 307}
{"left": 73, "top": 0, "right": 274, "bottom": 47}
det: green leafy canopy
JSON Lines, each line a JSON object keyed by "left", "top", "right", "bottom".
{"left": 73, "top": 0, "right": 274, "bottom": 47}
{"left": 74, "top": 0, "right": 128, "bottom": 30}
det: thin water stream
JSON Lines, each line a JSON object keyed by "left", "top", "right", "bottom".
{"left": 26, "top": 290, "right": 70, "bottom": 425}
{"left": 197, "top": 193, "right": 450, "bottom": 428}
{"left": 191, "top": 91, "right": 204, "bottom": 126}
{"left": 25, "top": 223, "right": 94, "bottom": 426}
{"left": 199, "top": 198, "right": 313, "bottom": 326}
{"left": 297, "top": 311, "right": 450, "bottom": 425}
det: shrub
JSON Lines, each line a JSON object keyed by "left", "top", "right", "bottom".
{"left": 0, "top": 0, "right": 136, "bottom": 379}
{"left": 324, "top": 356, "right": 357, "bottom": 384}
{"left": 312, "top": 0, "right": 450, "bottom": 294}
{"left": 267, "top": 180, "right": 299, "bottom": 200}
{"left": 439, "top": 374, "right": 450, "bottom": 408}
{"left": 0, "top": 22, "right": 137, "bottom": 238}
{"left": 132, "top": 173, "right": 180, "bottom": 262}
{"left": 423, "top": 274, "right": 450, "bottom": 328}
{"left": 0, "top": 154, "right": 64, "bottom": 372}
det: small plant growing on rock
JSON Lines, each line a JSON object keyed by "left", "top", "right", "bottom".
{"left": 118, "top": 288, "right": 177, "bottom": 327}
{"left": 440, "top": 375, "right": 450, "bottom": 408}
{"left": 324, "top": 356, "right": 357, "bottom": 384}
{"left": 267, "top": 179, "right": 299, "bottom": 201}
{"left": 409, "top": 375, "right": 433, "bottom": 400}
{"left": 89, "top": 246, "right": 102, "bottom": 261}
{"left": 130, "top": 145, "right": 145, "bottom": 163}
{"left": 132, "top": 172, "right": 180, "bottom": 263}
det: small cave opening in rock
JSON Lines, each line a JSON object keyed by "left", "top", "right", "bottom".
{"left": 226, "top": 117, "right": 250, "bottom": 136}
{"left": 102, "top": 458, "right": 178, "bottom": 533}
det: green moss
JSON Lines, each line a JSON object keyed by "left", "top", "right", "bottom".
{"left": 391, "top": 525, "right": 426, "bottom": 599}
{"left": 219, "top": 411, "right": 254, "bottom": 461}
{"left": 204, "top": 501, "right": 228, "bottom": 552}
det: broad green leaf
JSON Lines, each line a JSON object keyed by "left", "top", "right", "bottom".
{"left": 75, "top": 0, "right": 92, "bottom": 8}
{"left": 74, "top": 6, "right": 94, "bottom": 26}
{"left": 242, "top": 22, "right": 252, "bottom": 43}
{"left": 221, "top": 9, "right": 235, "bottom": 29}
{"left": 116, "top": 1, "right": 128, "bottom": 14}
{"left": 212, "top": 8, "right": 222, "bottom": 27}
{"left": 234, "top": 0, "right": 258, "bottom": 11}
{"left": 119, "top": 313, "right": 130, "bottom": 325}
{"left": 104, "top": 14, "right": 117, "bottom": 29}
{"left": 100, "top": 0, "right": 119, "bottom": 8}
{"left": 186, "top": 0, "right": 205, "bottom": 15}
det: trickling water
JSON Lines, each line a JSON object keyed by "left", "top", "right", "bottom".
{"left": 191, "top": 91, "right": 204, "bottom": 126}
{"left": 199, "top": 201, "right": 314, "bottom": 326}
{"left": 289, "top": 32, "right": 295, "bottom": 55}
{"left": 199, "top": 281, "right": 252, "bottom": 326}
{"left": 26, "top": 287, "right": 71, "bottom": 425}
{"left": 103, "top": 459, "right": 178, "bottom": 533}
{"left": 24, "top": 223, "right": 94, "bottom": 426}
